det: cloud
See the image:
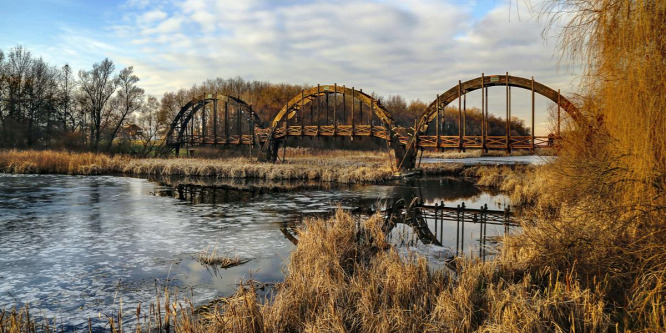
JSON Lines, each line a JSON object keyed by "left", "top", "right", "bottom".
{"left": 104, "top": 0, "right": 579, "bottom": 135}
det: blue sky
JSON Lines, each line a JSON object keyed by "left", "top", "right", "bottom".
{"left": 1, "top": 0, "right": 579, "bottom": 134}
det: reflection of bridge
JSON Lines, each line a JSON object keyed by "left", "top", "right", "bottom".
{"left": 279, "top": 197, "right": 519, "bottom": 263}
{"left": 164, "top": 74, "right": 581, "bottom": 169}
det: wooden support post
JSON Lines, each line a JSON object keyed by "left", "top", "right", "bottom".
{"left": 506, "top": 73, "right": 510, "bottom": 153}
{"left": 456, "top": 205, "right": 460, "bottom": 256}
{"left": 202, "top": 93, "right": 206, "bottom": 144}
{"left": 342, "top": 85, "right": 346, "bottom": 126}
{"left": 557, "top": 89, "right": 561, "bottom": 136}
{"left": 325, "top": 85, "right": 329, "bottom": 125}
{"left": 479, "top": 214, "right": 483, "bottom": 259}
{"left": 531, "top": 76, "right": 535, "bottom": 151}
{"left": 370, "top": 96, "right": 374, "bottom": 136}
{"left": 224, "top": 101, "right": 229, "bottom": 145}
{"left": 351, "top": 87, "right": 355, "bottom": 136}
{"left": 436, "top": 94, "right": 441, "bottom": 150}
{"left": 250, "top": 108, "right": 255, "bottom": 148}
{"left": 333, "top": 83, "right": 337, "bottom": 135}
{"left": 435, "top": 203, "right": 438, "bottom": 237}
{"left": 301, "top": 90, "right": 305, "bottom": 136}
{"left": 458, "top": 81, "right": 463, "bottom": 152}
{"left": 237, "top": 100, "right": 241, "bottom": 144}
{"left": 359, "top": 89, "right": 363, "bottom": 127}
{"left": 509, "top": 85, "right": 512, "bottom": 150}
{"left": 190, "top": 104, "right": 194, "bottom": 145}
{"left": 213, "top": 94, "right": 218, "bottom": 145}
{"left": 461, "top": 202, "right": 465, "bottom": 256}
{"left": 481, "top": 73, "right": 486, "bottom": 152}
{"left": 485, "top": 81, "right": 489, "bottom": 142}
{"left": 463, "top": 87, "right": 467, "bottom": 152}
{"left": 317, "top": 84, "right": 321, "bottom": 132}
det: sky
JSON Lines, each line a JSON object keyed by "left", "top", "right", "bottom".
{"left": 0, "top": 0, "right": 580, "bottom": 134}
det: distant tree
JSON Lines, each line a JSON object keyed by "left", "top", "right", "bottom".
{"left": 25, "top": 57, "right": 57, "bottom": 145}
{"left": 407, "top": 100, "right": 428, "bottom": 126}
{"left": 78, "top": 58, "right": 117, "bottom": 150}
{"left": 106, "top": 66, "right": 143, "bottom": 151}
{"left": 4, "top": 46, "right": 33, "bottom": 145}
{"left": 136, "top": 95, "right": 161, "bottom": 156}
{"left": 57, "top": 64, "right": 76, "bottom": 133}
{"left": 384, "top": 95, "right": 410, "bottom": 126}
{"left": 159, "top": 89, "right": 189, "bottom": 130}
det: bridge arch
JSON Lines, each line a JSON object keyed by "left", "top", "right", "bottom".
{"left": 263, "top": 84, "right": 406, "bottom": 163}
{"left": 418, "top": 74, "right": 581, "bottom": 133}
{"left": 164, "top": 94, "right": 263, "bottom": 155}
{"left": 397, "top": 74, "right": 582, "bottom": 169}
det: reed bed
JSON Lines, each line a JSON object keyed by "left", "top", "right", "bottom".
{"left": 187, "top": 210, "right": 610, "bottom": 332}
{"left": 123, "top": 156, "right": 395, "bottom": 184}
{"left": 0, "top": 149, "right": 397, "bottom": 183}
{"left": 0, "top": 149, "right": 127, "bottom": 175}
{"left": 0, "top": 149, "right": 534, "bottom": 185}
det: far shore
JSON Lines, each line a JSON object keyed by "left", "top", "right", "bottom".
{"left": 0, "top": 149, "right": 537, "bottom": 185}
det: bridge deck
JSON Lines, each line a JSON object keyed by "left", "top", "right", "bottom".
{"left": 175, "top": 131, "right": 559, "bottom": 150}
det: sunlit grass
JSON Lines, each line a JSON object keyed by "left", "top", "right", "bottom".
{"left": 0, "top": 149, "right": 127, "bottom": 174}
{"left": 0, "top": 148, "right": 478, "bottom": 183}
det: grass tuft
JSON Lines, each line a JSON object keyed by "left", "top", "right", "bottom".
{"left": 196, "top": 246, "right": 249, "bottom": 269}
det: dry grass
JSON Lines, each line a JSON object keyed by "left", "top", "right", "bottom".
{"left": 0, "top": 305, "right": 57, "bottom": 333}
{"left": 0, "top": 149, "right": 127, "bottom": 174}
{"left": 0, "top": 149, "right": 398, "bottom": 183}
{"left": 196, "top": 246, "right": 249, "bottom": 269}
{"left": 462, "top": 165, "right": 548, "bottom": 206}
{"left": 191, "top": 210, "right": 612, "bottom": 332}
{"left": 0, "top": 149, "right": 532, "bottom": 185}
{"left": 123, "top": 156, "right": 395, "bottom": 183}
{"left": 1, "top": 207, "right": 659, "bottom": 332}
{"left": 421, "top": 149, "right": 534, "bottom": 159}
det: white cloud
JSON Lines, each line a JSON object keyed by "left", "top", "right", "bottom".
{"left": 103, "top": 0, "right": 579, "bottom": 135}
{"left": 139, "top": 10, "right": 168, "bottom": 24}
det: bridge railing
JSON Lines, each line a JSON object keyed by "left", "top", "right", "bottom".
{"left": 413, "top": 135, "right": 560, "bottom": 150}
{"left": 269, "top": 125, "right": 390, "bottom": 139}
{"left": 177, "top": 134, "right": 258, "bottom": 146}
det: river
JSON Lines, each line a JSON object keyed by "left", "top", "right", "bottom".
{"left": 0, "top": 173, "right": 513, "bottom": 330}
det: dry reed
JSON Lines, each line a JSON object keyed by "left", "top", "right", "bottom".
{"left": 196, "top": 246, "right": 249, "bottom": 269}
{"left": 193, "top": 210, "right": 612, "bottom": 332}
{"left": 0, "top": 149, "right": 127, "bottom": 175}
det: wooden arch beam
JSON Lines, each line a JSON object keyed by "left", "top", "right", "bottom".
{"left": 268, "top": 84, "right": 395, "bottom": 131}
{"left": 415, "top": 74, "right": 582, "bottom": 136}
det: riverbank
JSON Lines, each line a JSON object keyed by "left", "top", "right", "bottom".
{"left": 0, "top": 209, "right": 610, "bottom": 332}
{"left": 0, "top": 149, "right": 534, "bottom": 185}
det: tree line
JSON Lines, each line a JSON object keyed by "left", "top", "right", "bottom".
{"left": 0, "top": 45, "right": 159, "bottom": 154}
{"left": 0, "top": 44, "right": 529, "bottom": 153}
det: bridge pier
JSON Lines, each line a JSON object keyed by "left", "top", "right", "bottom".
{"left": 262, "top": 137, "right": 282, "bottom": 163}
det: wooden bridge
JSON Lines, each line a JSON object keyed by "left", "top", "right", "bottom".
{"left": 163, "top": 73, "right": 582, "bottom": 169}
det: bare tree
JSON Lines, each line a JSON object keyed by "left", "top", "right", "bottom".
{"left": 106, "top": 66, "right": 143, "bottom": 151}
{"left": 136, "top": 95, "right": 161, "bottom": 156}
{"left": 25, "top": 58, "right": 57, "bottom": 145}
{"left": 57, "top": 64, "right": 76, "bottom": 133}
{"left": 79, "top": 58, "right": 117, "bottom": 150}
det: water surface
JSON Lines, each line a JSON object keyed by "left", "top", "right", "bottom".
{"left": 0, "top": 174, "right": 510, "bottom": 330}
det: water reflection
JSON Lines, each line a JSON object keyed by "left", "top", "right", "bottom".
{"left": 0, "top": 174, "right": 517, "bottom": 330}
{"left": 159, "top": 176, "right": 518, "bottom": 264}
